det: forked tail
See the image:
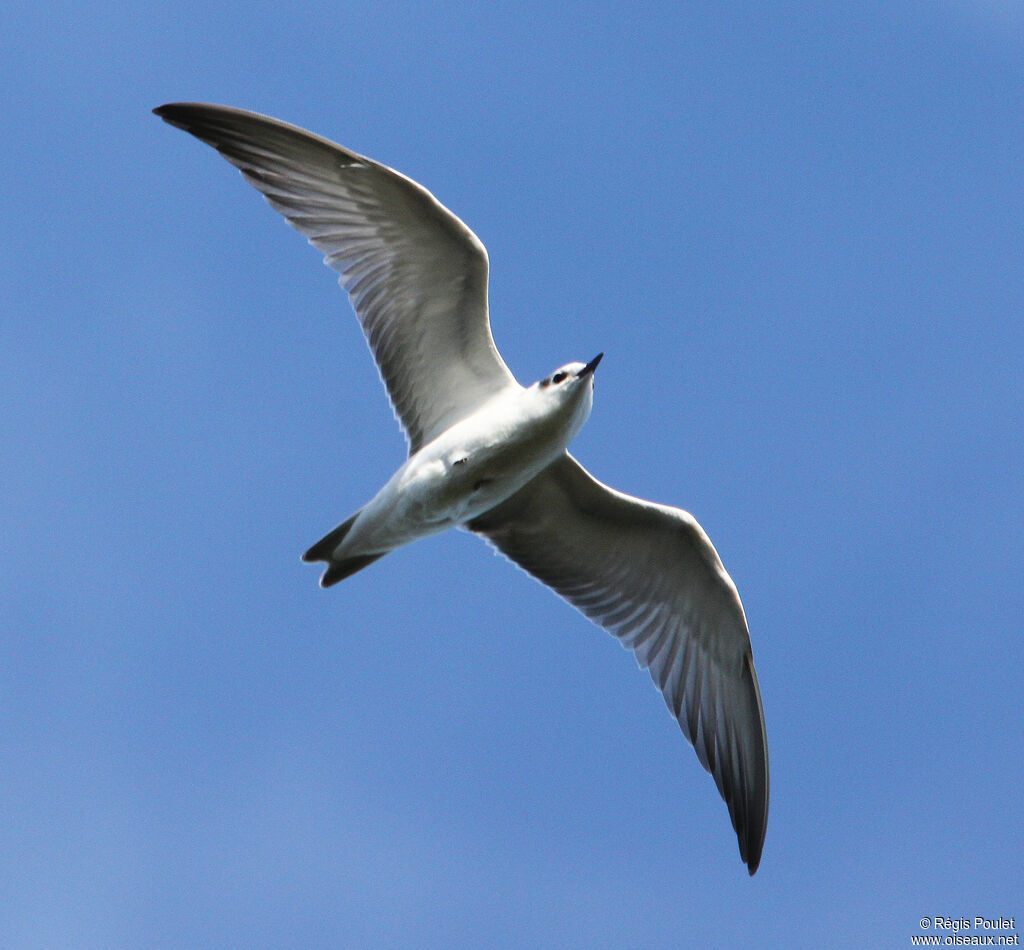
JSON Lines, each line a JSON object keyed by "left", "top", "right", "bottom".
{"left": 302, "top": 511, "right": 386, "bottom": 587}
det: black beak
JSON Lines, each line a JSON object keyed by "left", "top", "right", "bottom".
{"left": 578, "top": 352, "right": 604, "bottom": 378}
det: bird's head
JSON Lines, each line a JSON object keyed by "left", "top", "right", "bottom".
{"left": 532, "top": 352, "right": 603, "bottom": 432}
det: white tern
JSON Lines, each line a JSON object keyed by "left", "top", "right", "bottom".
{"left": 154, "top": 103, "right": 769, "bottom": 873}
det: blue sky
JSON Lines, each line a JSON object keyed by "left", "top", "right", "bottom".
{"left": 3, "top": 1, "right": 1022, "bottom": 947}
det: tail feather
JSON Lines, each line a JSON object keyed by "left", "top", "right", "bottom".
{"left": 319, "top": 552, "right": 386, "bottom": 587}
{"left": 302, "top": 511, "right": 360, "bottom": 563}
{"left": 302, "top": 511, "right": 386, "bottom": 586}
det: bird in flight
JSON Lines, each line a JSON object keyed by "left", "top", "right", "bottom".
{"left": 154, "top": 103, "right": 769, "bottom": 874}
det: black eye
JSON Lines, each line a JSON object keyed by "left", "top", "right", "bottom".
{"left": 552, "top": 371, "right": 568, "bottom": 384}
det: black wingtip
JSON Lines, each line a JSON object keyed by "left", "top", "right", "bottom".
{"left": 152, "top": 103, "right": 181, "bottom": 120}
{"left": 152, "top": 103, "right": 195, "bottom": 133}
{"left": 737, "top": 793, "right": 767, "bottom": 876}
{"left": 152, "top": 103, "right": 207, "bottom": 131}
{"left": 742, "top": 804, "right": 767, "bottom": 875}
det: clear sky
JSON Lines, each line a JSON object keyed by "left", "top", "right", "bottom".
{"left": 3, "top": 1, "right": 1022, "bottom": 947}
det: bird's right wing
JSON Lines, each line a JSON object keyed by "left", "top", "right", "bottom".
{"left": 469, "top": 453, "right": 768, "bottom": 874}
{"left": 154, "top": 103, "right": 519, "bottom": 452}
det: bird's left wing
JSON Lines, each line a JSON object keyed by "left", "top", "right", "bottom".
{"left": 468, "top": 453, "right": 769, "bottom": 874}
{"left": 153, "top": 103, "right": 518, "bottom": 452}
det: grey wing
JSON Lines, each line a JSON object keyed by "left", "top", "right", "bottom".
{"left": 469, "top": 453, "right": 769, "bottom": 874}
{"left": 154, "top": 102, "right": 518, "bottom": 452}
